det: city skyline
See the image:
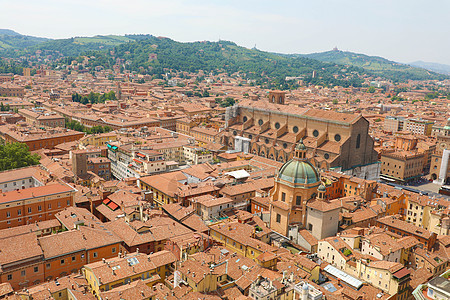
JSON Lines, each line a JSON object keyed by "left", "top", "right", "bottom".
{"left": 1, "top": 0, "right": 450, "bottom": 65}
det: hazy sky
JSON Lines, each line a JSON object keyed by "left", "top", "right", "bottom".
{"left": 1, "top": 0, "right": 449, "bottom": 65}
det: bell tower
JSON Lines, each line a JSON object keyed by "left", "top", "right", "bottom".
{"left": 269, "top": 90, "right": 285, "bottom": 105}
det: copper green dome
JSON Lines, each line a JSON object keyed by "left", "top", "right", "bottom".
{"left": 278, "top": 158, "right": 320, "bottom": 184}
{"left": 318, "top": 183, "right": 326, "bottom": 191}
{"left": 444, "top": 118, "right": 450, "bottom": 130}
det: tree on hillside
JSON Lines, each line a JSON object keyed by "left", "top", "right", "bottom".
{"left": 0, "top": 142, "right": 40, "bottom": 171}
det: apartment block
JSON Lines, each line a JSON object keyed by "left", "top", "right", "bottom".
{"left": 0, "top": 183, "right": 76, "bottom": 230}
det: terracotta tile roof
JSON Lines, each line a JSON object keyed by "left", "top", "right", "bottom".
{"left": 0, "top": 219, "right": 60, "bottom": 240}
{"left": 307, "top": 199, "right": 341, "bottom": 212}
{"left": 0, "top": 182, "right": 75, "bottom": 204}
{"left": 0, "top": 233, "right": 43, "bottom": 267}
{"left": 85, "top": 251, "right": 176, "bottom": 285}
{"left": 377, "top": 215, "right": 433, "bottom": 239}
{"left": 0, "top": 283, "right": 13, "bottom": 298}
{"left": 367, "top": 261, "right": 403, "bottom": 273}
{"left": 0, "top": 165, "right": 49, "bottom": 185}
{"left": 55, "top": 207, "right": 102, "bottom": 230}
{"left": 106, "top": 218, "right": 155, "bottom": 247}
{"left": 100, "top": 279, "right": 156, "bottom": 300}
{"left": 298, "top": 229, "right": 319, "bottom": 246}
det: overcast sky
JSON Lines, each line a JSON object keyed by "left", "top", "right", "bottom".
{"left": 1, "top": 0, "right": 449, "bottom": 65}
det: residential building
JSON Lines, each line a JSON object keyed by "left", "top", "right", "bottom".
{"left": 0, "top": 183, "right": 76, "bottom": 230}
{"left": 183, "top": 145, "right": 213, "bottom": 165}
{"left": 71, "top": 149, "right": 111, "bottom": 182}
{"left": 0, "top": 124, "right": 85, "bottom": 151}
{"left": 209, "top": 221, "right": 278, "bottom": 269}
{"left": 83, "top": 251, "right": 176, "bottom": 298}
{"left": 384, "top": 116, "right": 405, "bottom": 133}
{"left": 376, "top": 215, "right": 437, "bottom": 250}
{"left": 18, "top": 108, "right": 65, "bottom": 128}
{"left": 357, "top": 260, "right": 411, "bottom": 300}
{"left": 248, "top": 276, "right": 294, "bottom": 300}
{"left": 0, "top": 166, "right": 48, "bottom": 192}
{"left": 0, "top": 83, "right": 25, "bottom": 97}
{"left": 191, "top": 195, "right": 246, "bottom": 220}
{"left": 380, "top": 151, "right": 425, "bottom": 183}
{"left": 107, "top": 142, "right": 166, "bottom": 179}
{"left": 404, "top": 118, "right": 434, "bottom": 136}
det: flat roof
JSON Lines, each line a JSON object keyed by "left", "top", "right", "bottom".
{"left": 324, "top": 264, "right": 363, "bottom": 289}
{"left": 225, "top": 170, "right": 250, "bottom": 179}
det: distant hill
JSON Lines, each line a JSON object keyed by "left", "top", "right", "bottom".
{"left": 0, "top": 29, "right": 22, "bottom": 36}
{"left": 82, "top": 37, "right": 367, "bottom": 88}
{"left": 1, "top": 30, "right": 448, "bottom": 83}
{"left": 0, "top": 29, "right": 48, "bottom": 50}
{"left": 409, "top": 61, "right": 450, "bottom": 76}
{"left": 294, "top": 49, "right": 447, "bottom": 81}
{"left": 0, "top": 33, "right": 155, "bottom": 57}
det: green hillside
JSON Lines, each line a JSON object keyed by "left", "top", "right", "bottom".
{"left": 1, "top": 30, "right": 448, "bottom": 83}
{"left": 73, "top": 35, "right": 134, "bottom": 46}
{"left": 297, "top": 50, "right": 446, "bottom": 81}
{"left": 0, "top": 29, "right": 48, "bottom": 50}
{"left": 0, "top": 32, "right": 152, "bottom": 57}
{"left": 83, "top": 37, "right": 366, "bottom": 88}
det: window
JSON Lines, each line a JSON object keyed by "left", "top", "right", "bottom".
{"left": 112, "top": 247, "right": 116, "bottom": 253}
{"left": 296, "top": 196, "right": 301, "bottom": 206}
{"left": 334, "top": 134, "right": 341, "bottom": 142}
{"left": 21, "top": 270, "right": 26, "bottom": 276}
{"left": 48, "top": 204, "right": 52, "bottom": 209}
{"left": 46, "top": 263, "right": 51, "bottom": 269}
{"left": 38, "top": 205, "right": 42, "bottom": 211}
{"left": 17, "top": 209, "right": 21, "bottom": 216}
{"left": 7, "top": 275, "right": 12, "bottom": 280}
{"left": 34, "top": 266, "right": 39, "bottom": 273}
{"left": 258, "top": 119, "right": 263, "bottom": 126}
{"left": 276, "top": 213, "right": 281, "bottom": 223}
{"left": 275, "top": 122, "right": 280, "bottom": 129}
{"left": 6, "top": 211, "right": 10, "bottom": 218}
{"left": 281, "top": 192, "right": 286, "bottom": 202}
{"left": 293, "top": 126, "right": 299, "bottom": 133}
{"left": 93, "top": 252, "right": 98, "bottom": 258}
{"left": 313, "top": 129, "right": 319, "bottom": 137}
{"left": 72, "top": 256, "right": 76, "bottom": 262}
{"left": 60, "top": 259, "right": 65, "bottom": 265}
{"left": 356, "top": 134, "right": 361, "bottom": 149}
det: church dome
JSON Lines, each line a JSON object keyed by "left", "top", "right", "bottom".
{"left": 278, "top": 159, "right": 320, "bottom": 184}
{"left": 444, "top": 117, "right": 450, "bottom": 130}
{"left": 318, "top": 183, "right": 326, "bottom": 191}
